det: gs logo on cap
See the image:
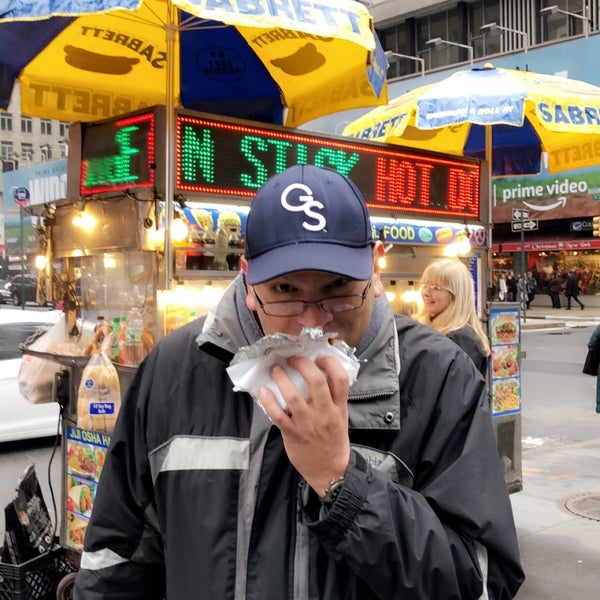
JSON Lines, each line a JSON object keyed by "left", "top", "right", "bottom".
{"left": 280, "top": 183, "right": 326, "bottom": 232}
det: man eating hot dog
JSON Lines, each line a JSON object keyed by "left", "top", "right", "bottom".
{"left": 75, "top": 165, "right": 524, "bottom": 600}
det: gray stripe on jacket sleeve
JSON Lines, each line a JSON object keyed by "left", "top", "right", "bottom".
{"left": 475, "top": 541, "right": 490, "bottom": 600}
{"left": 80, "top": 546, "right": 129, "bottom": 570}
{"left": 149, "top": 436, "right": 250, "bottom": 482}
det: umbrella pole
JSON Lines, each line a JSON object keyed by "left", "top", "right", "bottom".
{"left": 164, "top": 17, "right": 177, "bottom": 289}
{"left": 485, "top": 125, "right": 493, "bottom": 300}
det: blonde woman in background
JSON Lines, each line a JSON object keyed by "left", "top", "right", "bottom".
{"left": 415, "top": 258, "right": 491, "bottom": 376}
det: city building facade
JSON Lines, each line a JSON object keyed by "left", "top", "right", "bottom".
{"left": 0, "top": 84, "right": 68, "bottom": 276}
{"left": 338, "top": 1, "right": 600, "bottom": 297}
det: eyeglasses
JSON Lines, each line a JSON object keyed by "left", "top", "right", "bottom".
{"left": 420, "top": 283, "right": 453, "bottom": 295}
{"left": 253, "top": 280, "right": 372, "bottom": 317}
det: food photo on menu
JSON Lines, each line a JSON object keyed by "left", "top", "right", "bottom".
{"left": 491, "top": 345, "right": 520, "bottom": 379}
{"left": 492, "top": 378, "right": 521, "bottom": 414}
{"left": 64, "top": 427, "right": 111, "bottom": 550}
{"left": 488, "top": 306, "right": 522, "bottom": 415}
{"left": 490, "top": 310, "right": 519, "bottom": 346}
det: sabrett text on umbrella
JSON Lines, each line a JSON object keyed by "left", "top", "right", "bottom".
{"left": 548, "top": 139, "right": 600, "bottom": 171}
{"left": 27, "top": 82, "right": 148, "bottom": 119}
{"left": 289, "top": 81, "right": 384, "bottom": 124}
{"left": 344, "top": 114, "right": 409, "bottom": 140}
{"left": 538, "top": 102, "right": 600, "bottom": 126}
{"left": 201, "top": 0, "right": 364, "bottom": 34}
{"left": 79, "top": 26, "right": 166, "bottom": 68}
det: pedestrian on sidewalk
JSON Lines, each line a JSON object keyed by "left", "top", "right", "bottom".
{"left": 565, "top": 270, "right": 585, "bottom": 310}
{"left": 548, "top": 274, "right": 562, "bottom": 309}
{"left": 415, "top": 257, "right": 491, "bottom": 376}
{"left": 525, "top": 270, "right": 538, "bottom": 309}
{"left": 497, "top": 272, "right": 508, "bottom": 301}
{"left": 506, "top": 271, "right": 518, "bottom": 302}
{"left": 586, "top": 324, "right": 600, "bottom": 414}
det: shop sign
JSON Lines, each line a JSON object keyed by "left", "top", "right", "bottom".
{"left": 74, "top": 108, "right": 481, "bottom": 219}
{"left": 571, "top": 219, "right": 593, "bottom": 231}
{"left": 79, "top": 111, "right": 156, "bottom": 195}
{"left": 176, "top": 114, "right": 481, "bottom": 220}
{"left": 495, "top": 239, "right": 600, "bottom": 252}
{"left": 373, "top": 219, "right": 487, "bottom": 248}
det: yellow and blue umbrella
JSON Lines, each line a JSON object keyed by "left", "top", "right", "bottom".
{"left": 0, "top": 0, "right": 387, "bottom": 127}
{"left": 1, "top": 0, "right": 388, "bottom": 284}
{"left": 343, "top": 63, "right": 600, "bottom": 175}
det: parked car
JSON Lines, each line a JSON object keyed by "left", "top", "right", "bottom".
{"left": 9, "top": 273, "right": 52, "bottom": 307}
{"left": 0, "top": 278, "right": 12, "bottom": 304}
{"left": 0, "top": 308, "right": 62, "bottom": 443}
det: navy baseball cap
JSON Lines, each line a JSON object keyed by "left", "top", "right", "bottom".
{"left": 244, "top": 165, "right": 375, "bottom": 285}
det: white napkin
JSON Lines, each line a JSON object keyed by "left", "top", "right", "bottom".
{"left": 227, "top": 327, "right": 360, "bottom": 412}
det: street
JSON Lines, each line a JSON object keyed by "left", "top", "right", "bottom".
{"left": 513, "top": 322, "right": 600, "bottom": 600}
{"left": 0, "top": 322, "right": 598, "bottom": 598}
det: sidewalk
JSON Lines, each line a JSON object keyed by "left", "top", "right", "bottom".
{"left": 511, "top": 440, "right": 600, "bottom": 599}
{"left": 510, "top": 298, "right": 600, "bottom": 599}
{"left": 517, "top": 294, "right": 600, "bottom": 330}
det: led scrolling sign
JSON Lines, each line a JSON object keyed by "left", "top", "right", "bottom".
{"left": 79, "top": 110, "right": 481, "bottom": 220}
{"left": 80, "top": 111, "right": 156, "bottom": 195}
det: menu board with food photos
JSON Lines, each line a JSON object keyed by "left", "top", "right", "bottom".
{"left": 489, "top": 305, "right": 522, "bottom": 416}
{"left": 64, "top": 426, "right": 111, "bottom": 551}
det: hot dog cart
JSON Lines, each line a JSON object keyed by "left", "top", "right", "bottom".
{"left": 13, "top": 105, "right": 520, "bottom": 595}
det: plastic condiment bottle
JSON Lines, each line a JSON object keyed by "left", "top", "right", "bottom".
{"left": 111, "top": 317, "right": 121, "bottom": 362}
{"left": 124, "top": 308, "right": 145, "bottom": 366}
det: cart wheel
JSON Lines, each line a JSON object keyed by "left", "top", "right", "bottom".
{"left": 56, "top": 572, "right": 77, "bottom": 600}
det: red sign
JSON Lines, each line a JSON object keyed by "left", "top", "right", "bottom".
{"left": 176, "top": 114, "right": 481, "bottom": 220}
{"left": 493, "top": 238, "right": 600, "bottom": 252}
{"left": 74, "top": 108, "right": 482, "bottom": 220}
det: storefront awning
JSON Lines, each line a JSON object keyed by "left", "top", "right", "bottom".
{"left": 492, "top": 236, "right": 600, "bottom": 253}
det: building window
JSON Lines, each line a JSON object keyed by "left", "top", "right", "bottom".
{"left": 1, "top": 141, "right": 14, "bottom": 159}
{"left": 21, "top": 117, "right": 33, "bottom": 134}
{"left": 59, "top": 122, "right": 69, "bottom": 138}
{"left": 0, "top": 113, "right": 13, "bottom": 132}
{"left": 40, "top": 144, "right": 52, "bottom": 161}
{"left": 1, "top": 142, "right": 17, "bottom": 171}
{"left": 417, "top": 7, "right": 473, "bottom": 69}
{"left": 470, "top": 0, "right": 501, "bottom": 58}
{"left": 378, "top": 21, "right": 424, "bottom": 79}
{"left": 40, "top": 119, "right": 52, "bottom": 135}
{"left": 21, "top": 143, "right": 34, "bottom": 163}
{"left": 541, "top": 0, "right": 588, "bottom": 40}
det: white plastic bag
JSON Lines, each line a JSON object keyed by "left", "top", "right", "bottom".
{"left": 18, "top": 315, "right": 91, "bottom": 404}
{"left": 77, "top": 348, "right": 121, "bottom": 432}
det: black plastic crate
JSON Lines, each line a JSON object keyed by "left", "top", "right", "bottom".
{"left": 0, "top": 547, "right": 74, "bottom": 600}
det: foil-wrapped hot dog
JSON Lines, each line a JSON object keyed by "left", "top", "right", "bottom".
{"left": 227, "top": 327, "right": 360, "bottom": 412}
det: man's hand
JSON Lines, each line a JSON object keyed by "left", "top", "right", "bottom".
{"left": 258, "top": 355, "right": 350, "bottom": 497}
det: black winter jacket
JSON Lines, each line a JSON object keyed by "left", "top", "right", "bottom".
{"left": 74, "top": 280, "right": 524, "bottom": 599}
{"left": 447, "top": 326, "right": 489, "bottom": 377}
